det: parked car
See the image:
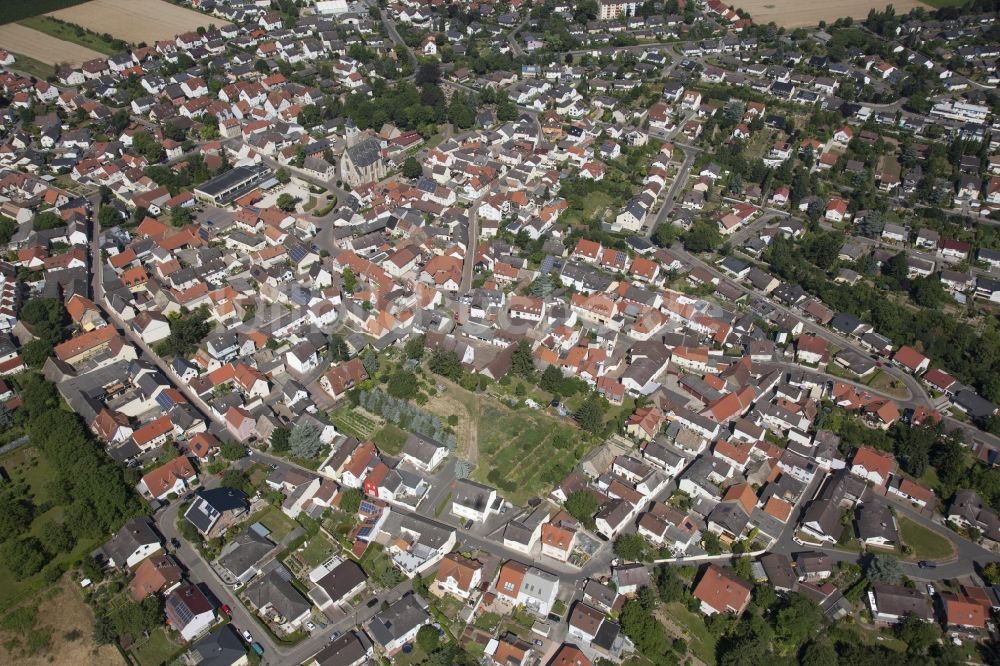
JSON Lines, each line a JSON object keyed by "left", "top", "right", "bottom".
{"left": 306, "top": 622, "right": 315, "bottom": 632}
{"left": 918, "top": 560, "right": 937, "bottom": 569}
{"left": 220, "top": 604, "right": 231, "bottom": 617}
{"left": 170, "top": 538, "right": 181, "bottom": 549}
{"left": 330, "top": 630, "right": 342, "bottom": 641}
{"left": 366, "top": 598, "right": 379, "bottom": 608}
{"left": 241, "top": 630, "right": 253, "bottom": 643}
{"left": 251, "top": 642, "right": 264, "bottom": 656}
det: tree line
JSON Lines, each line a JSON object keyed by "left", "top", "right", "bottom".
{"left": 0, "top": 374, "right": 145, "bottom": 583}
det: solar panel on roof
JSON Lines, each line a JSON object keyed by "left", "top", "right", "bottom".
{"left": 169, "top": 595, "right": 195, "bottom": 625}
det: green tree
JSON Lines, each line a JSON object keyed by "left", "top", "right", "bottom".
{"left": 32, "top": 211, "right": 64, "bottom": 231}
{"left": 1, "top": 537, "right": 48, "bottom": 579}
{"left": 0, "top": 495, "right": 34, "bottom": 541}
{"left": 429, "top": 349, "right": 463, "bottom": 380}
{"left": 276, "top": 193, "right": 297, "bottom": 211}
{"left": 289, "top": 422, "right": 324, "bottom": 459}
{"left": 341, "top": 267, "right": 357, "bottom": 294}
{"left": 773, "top": 593, "right": 821, "bottom": 653}
{"left": 799, "top": 640, "right": 838, "bottom": 666}
{"left": 220, "top": 469, "right": 251, "bottom": 494}
{"left": 361, "top": 349, "right": 379, "bottom": 376}
{"left": 275, "top": 167, "right": 290, "bottom": 184}
{"left": 511, "top": 340, "right": 535, "bottom": 380}
{"left": 131, "top": 131, "right": 164, "bottom": 162}
{"left": 654, "top": 223, "right": 677, "bottom": 247}
{"left": 866, "top": 553, "right": 902, "bottom": 584}
{"left": 539, "top": 365, "right": 564, "bottom": 394}
{"left": 328, "top": 333, "right": 350, "bottom": 361}
{"left": 619, "top": 598, "right": 674, "bottom": 665}
{"left": 701, "top": 531, "right": 723, "bottom": 555}
{"left": 270, "top": 427, "right": 291, "bottom": 453}
{"left": 564, "top": 490, "right": 598, "bottom": 527}
{"left": 575, "top": 394, "right": 605, "bottom": 434}
{"left": 340, "top": 487, "right": 363, "bottom": 514}
{"left": 387, "top": 372, "right": 419, "bottom": 399}
{"left": 21, "top": 339, "right": 53, "bottom": 367}
{"left": 402, "top": 157, "right": 422, "bottom": 179}
{"left": 97, "top": 205, "right": 120, "bottom": 228}
{"left": 684, "top": 220, "right": 722, "bottom": 253}
{"left": 219, "top": 441, "right": 245, "bottom": 460}
{"left": 894, "top": 612, "right": 940, "bottom": 656}
{"left": 613, "top": 533, "right": 649, "bottom": 562}
{"left": 38, "top": 520, "right": 76, "bottom": 553}
{"left": 404, "top": 335, "right": 425, "bottom": 360}
{"left": 170, "top": 206, "right": 192, "bottom": 227}
{"left": 416, "top": 625, "right": 440, "bottom": 653}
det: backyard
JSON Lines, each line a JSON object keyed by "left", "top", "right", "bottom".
{"left": 372, "top": 424, "right": 409, "bottom": 455}
{"left": 129, "top": 627, "right": 183, "bottom": 666}
{"left": 358, "top": 543, "right": 403, "bottom": 588}
{"left": 248, "top": 506, "right": 298, "bottom": 542}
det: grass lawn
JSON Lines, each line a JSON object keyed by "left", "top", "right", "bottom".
{"left": 372, "top": 424, "right": 408, "bottom": 455}
{"left": 472, "top": 403, "right": 593, "bottom": 506}
{"left": 581, "top": 191, "right": 613, "bottom": 218}
{"left": 18, "top": 16, "right": 121, "bottom": 54}
{"left": 898, "top": 516, "right": 955, "bottom": 560}
{"left": 130, "top": 627, "right": 184, "bottom": 666}
{"left": 6, "top": 51, "right": 56, "bottom": 79}
{"left": 661, "top": 602, "right": 717, "bottom": 665}
{"left": 390, "top": 644, "right": 427, "bottom": 666}
{"left": 358, "top": 543, "right": 401, "bottom": 587}
{"left": 296, "top": 533, "right": 337, "bottom": 568}
{"left": 866, "top": 370, "right": 909, "bottom": 399}
{"left": 250, "top": 506, "right": 298, "bottom": 542}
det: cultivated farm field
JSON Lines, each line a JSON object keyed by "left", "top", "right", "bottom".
{"left": 0, "top": 23, "right": 102, "bottom": 66}
{"left": 733, "top": 0, "right": 930, "bottom": 27}
{"left": 46, "top": 0, "right": 230, "bottom": 45}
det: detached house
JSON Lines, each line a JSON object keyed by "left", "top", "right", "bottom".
{"left": 693, "top": 564, "right": 752, "bottom": 615}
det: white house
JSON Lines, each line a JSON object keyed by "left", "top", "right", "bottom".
{"left": 452, "top": 478, "right": 499, "bottom": 523}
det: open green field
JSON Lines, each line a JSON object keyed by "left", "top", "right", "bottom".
{"left": 17, "top": 16, "right": 121, "bottom": 54}
{"left": 2, "top": 52, "right": 55, "bottom": 79}
{"left": 898, "top": 516, "right": 955, "bottom": 560}
{"left": 0, "top": 0, "right": 89, "bottom": 25}
{"left": 473, "top": 404, "right": 591, "bottom": 506}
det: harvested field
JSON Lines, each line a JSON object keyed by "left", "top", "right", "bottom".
{"left": 0, "top": 23, "right": 102, "bottom": 66}
{"left": 733, "top": 0, "right": 930, "bottom": 27}
{"left": 0, "top": 578, "right": 125, "bottom": 666}
{"left": 46, "top": 0, "right": 230, "bottom": 45}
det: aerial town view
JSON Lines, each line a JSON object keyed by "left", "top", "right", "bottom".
{"left": 1, "top": 0, "right": 1000, "bottom": 664}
